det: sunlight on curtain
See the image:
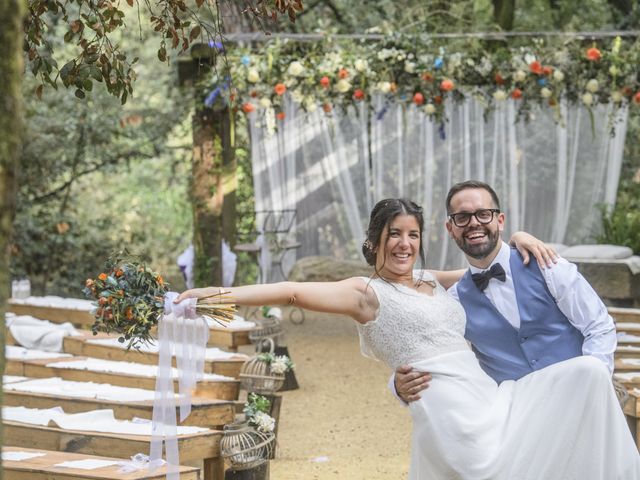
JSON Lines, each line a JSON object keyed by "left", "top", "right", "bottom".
{"left": 248, "top": 94, "right": 628, "bottom": 273}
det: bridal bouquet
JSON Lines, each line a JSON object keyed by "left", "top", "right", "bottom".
{"left": 83, "top": 251, "right": 236, "bottom": 348}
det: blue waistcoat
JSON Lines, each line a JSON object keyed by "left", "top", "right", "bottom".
{"left": 457, "top": 248, "right": 584, "bottom": 383}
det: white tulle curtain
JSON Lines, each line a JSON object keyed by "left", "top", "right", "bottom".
{"left": 248, "top": 94, "right": 628, "bottom": 274}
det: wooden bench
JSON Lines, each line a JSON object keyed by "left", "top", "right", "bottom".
{"left": 3, "top": 383, "right": 234, "bottom": 428}
{"left": 62, "top": 334, "right": 247, "bottom": 378}
{"left": 8, "top": 300, "right": 255, "bottom": 351}
{"left": 8, "top": 301, "right": 94, "bottom": 328}
{"left": 2, "top": 446, "right": 200, "bottom": 479}
{"left": 7, "top": 356, "right": 240, "bottom": 401}
{"left": 610, "top": 307, "right": 640, "bottom": 324}
{"left": 4, "top": 420, "right": 223, "bottom": 480}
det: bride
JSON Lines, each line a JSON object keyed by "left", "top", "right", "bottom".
{"left": 176, "top": 198, "right": 639, "bottom": 479}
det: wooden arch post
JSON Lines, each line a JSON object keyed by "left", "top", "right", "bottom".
{"left": 191, "top": 105, "right": 237, "bottom": 288}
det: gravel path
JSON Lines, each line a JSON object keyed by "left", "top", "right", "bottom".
{"left": 257, "top": 309, "right": 413, "bottom": 479}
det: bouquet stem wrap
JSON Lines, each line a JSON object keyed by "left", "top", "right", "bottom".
{"left": 149, "top": 292, "right": 209, "bottom": 478}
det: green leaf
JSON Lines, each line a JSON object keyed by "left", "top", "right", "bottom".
{"left": 74, "top": 88, "right": 85, "bottom": 99}
{"left": 83, "top": 79, "right": 93, "bottom": 91}
{"left": 89, "top": 66, "right": 103, "bottom": 81}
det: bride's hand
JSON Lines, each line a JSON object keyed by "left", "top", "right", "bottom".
{"left": 174, "top": 287, "right": 217, "bottom": 303}
{"left": 509, "top": 231, "right": 558, "bottom": 269}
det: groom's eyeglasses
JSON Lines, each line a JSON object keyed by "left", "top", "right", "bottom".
{"left": 448, "top": 209, "right": 501, "bottom": 227}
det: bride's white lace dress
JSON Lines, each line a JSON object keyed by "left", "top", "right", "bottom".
{"left": 357, "top": 274, "right": 640, "bottom": 480}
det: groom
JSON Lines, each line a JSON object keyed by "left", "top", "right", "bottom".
{"left": 394, "top": 180, "right": 617, "bottom": 402}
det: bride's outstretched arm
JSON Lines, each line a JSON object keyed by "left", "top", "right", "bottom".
{"left": 175, "top": 278, "right": 378, "bottom": 324}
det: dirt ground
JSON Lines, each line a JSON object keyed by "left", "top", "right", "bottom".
{"left": 238, "top": 309, "right": 413, "bottom": 480}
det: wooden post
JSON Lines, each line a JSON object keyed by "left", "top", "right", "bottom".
{"left": 191, "top": 106, "right": 237, "bottom": 287}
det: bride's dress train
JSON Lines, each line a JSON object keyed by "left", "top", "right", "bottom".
{"left": 357, "top": 276, "right": 640, "bottom": 479}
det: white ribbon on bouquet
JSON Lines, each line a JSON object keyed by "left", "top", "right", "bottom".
{"left": 149, "top": 292, "right": 210, "bottom": 479}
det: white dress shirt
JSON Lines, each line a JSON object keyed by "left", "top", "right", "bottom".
{"left": 448, "top": 241, "right": 616, "bottom": 373}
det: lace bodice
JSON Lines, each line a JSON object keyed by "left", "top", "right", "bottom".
{"left": 356, "top": 272, "right": 470, "bottom": 369}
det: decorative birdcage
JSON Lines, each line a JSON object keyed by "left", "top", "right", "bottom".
{"left": 220, "top": 421, "right": 275, "bottom": 470}
{"left": 248, "top": 315, "right": 284, "bottom": 352}
{"left": 239, "top": 356, "right": 286, "bottom": 394}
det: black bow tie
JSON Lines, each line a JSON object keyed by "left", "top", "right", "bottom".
{"left": 471, "top": 263, "right": 506, "bottom": 291}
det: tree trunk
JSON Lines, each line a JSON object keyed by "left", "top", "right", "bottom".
{"left": 0, "top": 0, "right": 26, "bottom": 469}
{"left": 492, "top": 0, "right": 516, "bottom": 31}
{"left": 191, "top": 107, "right": 236, "bottom": 287}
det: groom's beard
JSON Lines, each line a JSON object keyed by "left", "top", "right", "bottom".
{"left": 454, "top": 226, "right": 500, "bottom": 260}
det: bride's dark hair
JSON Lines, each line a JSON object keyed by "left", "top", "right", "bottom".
{"left": 362, "top": 199, "right": 426, "bottom": 274}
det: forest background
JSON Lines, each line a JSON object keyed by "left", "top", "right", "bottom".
{"left": 5, "top": 0, "right": 640, "bottom": 297}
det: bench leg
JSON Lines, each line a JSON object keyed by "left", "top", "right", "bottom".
{"left": 204, "top": 457, "right": 225, "bottom": 480}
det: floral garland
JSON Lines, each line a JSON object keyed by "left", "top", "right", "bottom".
{"left": 203, "top": 35, "right": 640, "bottom": 125}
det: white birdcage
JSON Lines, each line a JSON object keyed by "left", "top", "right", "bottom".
{"left": 220, "top": 421, "right": 275, "bottom": 470}
{"left": 239, "top": 355, "right": 286, "bottom": 394}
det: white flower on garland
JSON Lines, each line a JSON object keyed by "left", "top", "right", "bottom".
{"left": 553, "top": 70, "right": 565, "bottom": 82}
{"left": 540, "top": 87, "right": 552, "bottom": 98}
{"left": 514, "top": 70, "right": 527, "bottom": 82}
{"left": 609, "top": 65, "right": 619, "bottom": 76}
{"left": 493, "top": 90, "right": 507, "bottom": 101}
{"left": 424, "top": 103, "right": 436, "bottom": 115}
{"left": 288, "top": 61, "right": 305, "bottom": 77}
{"left": 354, "top": 59, "right": 368, "bottom": 72}
{"left": 586, "top": 79, "right": 599, "bottom": 93}
{"left": 260, "top": 97, "right": 272, "bottom": 109}
{"left": 253, "top": 411, "right": 276, "bottom": 433}
{"left": 336, "top": 79, "right": 352, "bottom": 93}
{"left": 291, "top": 90, "right": 304, "bottom": 103}
{"left": 611, "top": 91, "right": 623, "bottom": 103}
{"left": 377, "top": 81, "right": 391, "bottom": 93}
{"left": 247, "top": 68, "right": 260, "bottom": 83}
{"left": 582, "top": 92, "right": 594, "bottom": 106}
{"left": 477, "top": 57, "right": 493, "bottom": 76}
{"left": 404, "top": 61, "right": 416, "bottom": 73}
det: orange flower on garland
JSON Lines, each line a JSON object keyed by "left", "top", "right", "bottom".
{"left": 633, "top": 92, "right": 640, "bottom": 105}
{"left": 529, "top": 61, "right": 544, "bottom": 75}
{"left": 586, "top": 47, "right": 602, "bottom": 61}
{"left": 511, "top": 88, "right": 523, "bottom": 100}
{"left": 542, "top": 66, "right": 553, "bottom": 76}
{"left": 413, "top": 92, "right": 425, "bottom": 105}
{"left": 389, "top": 82, "right": 398, "bottom": 93}
{"left": 242, "top": 103, "right": 256, "bottom": 113}
{"left": 319, "top": 76, "right": 330, "bottom": 88}
{"left": 494, "top": 73, "right": 505, "bottom": 85}
{"left": 422, "top": 72, "right": 433, "bottom": 82}
{"left": 98, "top": 273, "right": 107, "bottom": 281}
{"left": 323, "top": 103, "right": 332, "bottom": 113}
{"left": 440, "top": 79, "right": 454, "bottom": 92}
{"left": 353, "top": 89, "right": 365, "bottom": 100}
{"left": 274, "top": 83, "right": 287, "bottom": 96}
{"left": 338, "top": 68, "right": 349, "bottom": 79}
{"left": 276, "top": 111, "right": 286, "bottom": 120}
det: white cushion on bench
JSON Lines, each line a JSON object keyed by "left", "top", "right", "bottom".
{"left": 562, "top": 244, "right": 633, "bottom": 260}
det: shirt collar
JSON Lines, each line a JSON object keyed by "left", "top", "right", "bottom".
{"left": 468, "top": 241, "right": 511, "bottom": 274}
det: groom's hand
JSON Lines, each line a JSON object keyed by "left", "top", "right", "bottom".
{"left": 394, "top": 365, "right": 431, "bottom": 403}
